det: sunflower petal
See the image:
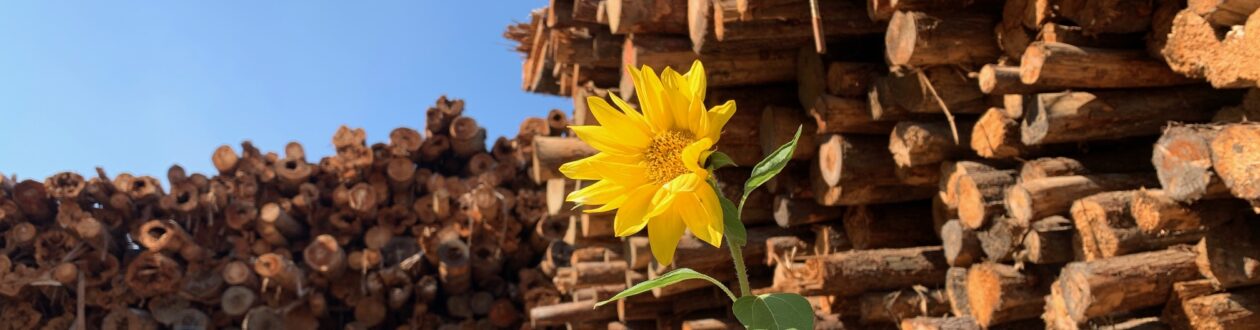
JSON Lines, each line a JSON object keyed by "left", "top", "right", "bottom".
{"left": 566, "top": 180, "right": 630, "bottom": 206}
{"left": 569, "top": 126, "right": 647, "bottom": 156}
{"left": 608, "top": 92, "right": 652, "bottom": 131}
{"left": 613, "top": 185, "right": 659, "bottom": 236}
{"left": 675, "top": 191, "right": 723, "bottom": 247}
{"left": 680, "top": 138, "right": 714, "bottom": 176}
{"left": 705, "top": 100, "right": 737, "bottom": 142}
{"left": 660, "top": 67, "right": 695, "bottom": 131}
{"left": 633, "top": 66, "right": 674, "bottom": 131}
{"left": 684, "top": 60, "right": 706, "bottom": 102}
{"left": 647, "top": 210, "right": 687, "bottom": 266}
{"left": 587, "top": 96, "right": 653, "bottom": 139}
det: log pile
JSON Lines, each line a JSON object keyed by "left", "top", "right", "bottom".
{"left": 508, "top": 0, "right": 1260, "bottom": 329}
{"left": 0, "top": 96, "right": 569, "bottom": 329}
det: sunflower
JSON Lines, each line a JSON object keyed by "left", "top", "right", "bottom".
{"left": 559, "top": 60, "right": 736, "bottom": 266}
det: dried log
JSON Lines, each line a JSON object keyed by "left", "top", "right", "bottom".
{"left": 955, "top": 168, "right": 1017, "bottom": 229}
{"left": 773, "top": 196, "right": 842, "bottom": 228}
{"left": 842, "top": 202, "right": 938, "bottom": 249}
{"left": 811, "top": 95, "right": 895, "bottom": 135}
{"left": 1024, "top": 215, "right": 1075, "bottom": 264}
{"left": 1151, "top": 124, "right": 1231, "bottom": 204}
{"left": 977, "top": 64, "right": 1063, "bottom": 95}
{"left": 1020, "top": 42, "right": 1201, "bottom": 88}
{"left": 1131, "top": 189, "right": 1245, "bottom": 233}
{"left": 870, "top": 67, "right": 990, "bottom": 121}
{"left": 967, "top": 262, "right": 1045, "bottom": 327}
{"left": 859, "top": 288, "right": 950, "bottom": 324}
{"left": 978, "top": 217, "right": 1028, "bottom": 262}
{"left": 530, "top": 136, "right": 597, "bottom": 184}
{"left": 1051, "top": 247, "right": 1202, "bottom": 324}
{"left": 1071, "top": 191, "right": 1205, "bottom": 261}
{"left": 780, "top": 246, "right": 948, "bottom": 296}
{"left": 885, "top": 11, "right": 1000, "bottom": 67}
{"left": 1022, "top": 87, "right": 1237, "bottom": 145}
{"left": 1179, "top": 286, "right": 1260, "bottom": 329}
{"left": 1005, "top": 173, "right": 1159, "bottom": 224}
{"left": 622, "top": 34, "right": 796, "bottom": 89}
{"left": 945, "top": 267, "right": 972, "bottom": 318}
{"left": 1195, "top": 217, "right": 1260, "bottom": 289}
{"left": 889, "top": 121, "right": 975, "bottom": 168}
{"left": 1054, "top": 0, "right": 1155, "bottom": 34}
{"left": 941, "top": 220, "right": 981, "bottom": 267}
{"left": 607, "top": 0, "right": 688, "bottom": 34}
{"left": 1209, "top": 123, "right": 1260, "bottom": 209}
{"left": 1039, "top": 22, "right": 1144, "bottom": 49}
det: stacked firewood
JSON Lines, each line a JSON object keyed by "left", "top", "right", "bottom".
{"left": 509, "top": 0, "right": 1260, "bottom": 329}
{"left": 0, "top": 96, "right": 578, "bottom": 329}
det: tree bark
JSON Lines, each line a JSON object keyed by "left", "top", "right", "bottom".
{"left": 1022, "top": 87, "right": 1235, "bottom": 145}
{"left": 1020, "top": 42, "right": 1201, "bottom": 88}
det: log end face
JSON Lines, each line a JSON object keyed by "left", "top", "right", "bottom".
{"left": 884, "top": 11, "right": 917, "bottom": 67}
{"left": 818, "top": 134, "right": 844, "bottom": 186}
{"left": 1211, "top": 125, "right": 1260, "bottom": 201}
{"left": 1006, "top": 186, "right": 1034, "bottom": 224}
{"left": 1018, "top": 44, "right": 1046, "bottom": 85}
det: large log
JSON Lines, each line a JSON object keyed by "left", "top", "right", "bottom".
{"left": 1209, "top": 123, "right": 1260, "bottom": 209}
{"left": 967, "top": 262, "right": 1045, "bottom": 327}
{"left": 811, "top": 95, "right": 896, "bottom": 135}
{"left": 1005, "top": 173, "right": 1159, "bottom": 224}
{"left": 870, "top": 66, "right": 990, "bottom": 121}
{"left": 885, "top": 11, "right": 1000, "bottom": 67}
{"left": 1179, "top": 286, "right": 1260, "bottom": 329}
{"left": 1022, "top": 87, "right": 1236, "bottom": 145}
{"left": 1130, "top": 189, "right": 1245, "bottom": 233}
{"left": 779, "top": 246, "right": 949, "bottom": 296}
{"left": 1020, "top": 42, "right": 1201, "bottom": 88}
{"left": 1071, "top": 191, "right": 1205, "bottom": 261}
{"left": 1161, "top": 9, "right": 1260, "bottom": 89}
{"left": 889, "top": 121, "right": 974, "bottom": 168}
{"left": 1053, "top": 247, "right": 1202, "bottom": 323}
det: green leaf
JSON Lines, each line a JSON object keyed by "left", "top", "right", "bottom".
{"left": 732, "top": 293, "right": 815, "bottom": 330}
{"left": 595, "top": 268, "right": 736, "bottom": 307}
{"left": 741, "top": 126, "right": 802, "bottom": 211}
{"left": 707, "top": 151, "right": 737, "bottom": 170}
{"left": 719, "top": 190, "right": 746, "bottom": 247}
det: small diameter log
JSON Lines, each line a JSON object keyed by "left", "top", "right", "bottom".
{"left": 212, "top": 145, "right": 239, "bottom": 174}
{"left": 1196, "top": 218, "right": 1260, "bottom": 289}
{"left": 1005, "top": 173, "right": 1159, "bottom": 224}
{"left": 1024, "top": 216, "right": 1075, "bottom": 264}
{"left": 136, "top": 220, "right": 205, "bottom": 262}
{"left": 760, "top": 105, "right": 818, "bottom": 160}
{"left": 1179, "top": 286, "right": 1260, "bottom": 330}
{"left": 970, "top": 108, "right": 1032, "bottom": 159}
{"left": 545, "top": 178, "right": 575, "bottom": 216}
{"left": 125, "top": 251, "right": 184, "bottom": 297}
{"left": 871, "top": 67, "right": 989, "bottom": 121}
{"left": 811, "top": 94, "right": 896, "bottom": 135}
{"left": 859, "top": 288, "right": 951, "bottom": 325}
{"left": 1153, "top": 124, "right": 1231, "bottom": 203}
{"left": 899, "top": 317, "right": 982, "bottom": 330}
{"left": 1209, "top": 123, "right": 1260, "bottom": 209}
{"left": 977, "top": 217, "right": 1029, "bottom": 262}
{"left": 1072, "top": 191, "right": 1205, "bottom": 261}
{"left": 531, "top": 136, "right": 597, "bottom": 184}
{"left": 885, "top": 11, "right": 1000, "bottom": 67}
{"left": 546, "top": 108, "right": 569, "bottom": 135}
{"left": 814, "top": 142, "right": 936, "bottom": 206}
{"left": 842, "top": 202, "right": 938, "bottom": 249}
{"left": 941, "top": 220, "right": 982, "bottom": 267}
{"left": 303, "top": 234, "right": 346, "bottom": 276}
{"left": 967, "top": 262, "right": 1045, "bottom": 327}
{"left": 946, "top": 267, "right": 973, "bottom": 317}
{"left": 254, "top": 253, "right": 304, "bottom": 293}
{"left": 786, "top": 246, "right": 949, "bottom": 296}
{"left": 221, "top": 286, "right": 258, "bottom": 317}
{"left": 259, "top": 203, "right": 305, "bottom": 245}
{"left": 819, "top": 134, "right": 902, "bottom": 188}
{"left": 955, "top": 168, "right": 1017, "bottom": 229}
{"left": 529, "top": 300, "right": 616, "bottom": 327}
{"left": 977, "top": 64, "right": 1061, "bottom": 95}
{"left": 449, "top": 116, "right": 487, "bottom": 158}
{"left": 1131, "top": 189, "right": 1245, "bottom": 233}
{"left": 1023, "top": 87, "right": 1236, "bottom": 145}
{"left": 1054, "top": 247, "right": 1202, "bottom": 323}
{"left": 580, "top": 213, "right": 614, "bottom": 238}
{"left": 889, "top": 121, "right": 975, "bottom": 168}
{"left": 773, "top": 195, "right": 842, "bottom": 228}
{"left": 1020, "top": 42, "right": 1200, "bottom": 88}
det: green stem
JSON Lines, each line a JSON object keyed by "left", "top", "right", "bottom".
{"left": 727, "top": 236, "right": 752, "bottom": 297}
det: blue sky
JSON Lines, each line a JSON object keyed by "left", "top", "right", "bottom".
{"left": 0, "top": 1, "right": 568, "bottom": 182}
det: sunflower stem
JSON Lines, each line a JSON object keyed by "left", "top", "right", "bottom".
{"left": 726, "top": 236, "right": 752, "bottom": 297}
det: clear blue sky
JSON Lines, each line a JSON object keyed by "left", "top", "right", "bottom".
{"left": 0, "top": 1, "right": 568, "bottom": 183}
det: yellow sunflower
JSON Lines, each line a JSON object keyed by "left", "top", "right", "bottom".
{"left": 559, "top": 60, "right": 736, "bottom": 266}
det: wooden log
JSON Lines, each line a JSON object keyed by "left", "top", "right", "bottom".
{"left": 1162, "top": 278, "right": 1221, "bottom": 330}
{"left": 945, "top": 266, "right": 972, "bottom": 318}
{"left": 765, "top": 235, "right": 811, "bottom": 266}
{"left": 843, "top": 202, "right": 938, "bottom": 249}
{"left": 941, "top": 220, "right": 982, "bottom": 267}
{"left": 760, "top": 105, "right": 818, "bottom": 161}
{"left": 818, "top": 134, "right": 902, "bottom": 188}
{"left": 871, "top": 66, "right": 990, "bottom": 121}
{"left": 1039, "top": 22, "right": 1145, "bottom": 49}
{"left": 708, "top": 0, "right": 884, "bottom": 47}
{"left": 1072, "top": 191, "right": 1206, "bottom": 261}
{"left": 449, "top": 116, "right": 487, "bottom": 158}
{"left": 1020, "top": 42, "right": 1201, "bottom": 88}
{"left": 572, "top": 0, "right": 603, "bottom": 23}
{"left": 978, "top": 217, "right": 1029, "bottom": 262}
{"left": 810, "top": 94, "right": 895, "bottom": 135}
{"left": 530, "top": 300, "right": 617, "bottom": 327}
{"left": 1023, "top": 87, "right": 1236, "bottom": 145}
{"left": 859, "top": 288, "right": 951, "bottom": 325}
{"left": 967, "top": 262, "right": 1045, "bottom": 327}
{"left": 977, "top": 64, "right": 1063, "bottom": 95}
{"left": 899, "top": 316, "right": 982, "bottom": 330}
{"left": 827, "top": 62, "right": 882, "bottom": 98}
{"left": 955, "top": 168, "right": 1017, "bottom": 229}
{"left": 438, "top": 234, "right": 472, "bottom": 295}
{"left": 773, "top": 195, "right": 842, "bottom": 228}
{"left": 1018, "top": 146, "right": 1157, "bottom": 182}
{"left": 1131, "top": 189, "right": 1245, "bottom": 233}
{"left": 889, "top": 121, "right": 975, "bottom": 168}
{"left": 1005, "top": 173, "right": 1160, "bottom": 224}
{"left": 1209, "top": 123, "right": 1260, "bottom": 209}
{"left": 782, "top": 246, "right": 949, "bottom": 296}
{"left": 1195, "top": 217, "right": 1260, "bottom": 289}
{"left": 1050, "top": 0, "right": 1156, "bottom": 34}
{"left": 1179, "top": 286, "right": 1260, "bottom": 329}
{"left": 607, "top": 0, "right": 688, "bottom": 34}
{"left": 622, "top": 34, "right": 796, "bottom": 89}
{"left": 1024, "top": 215, "right": 1075, "bottom": 264}
{"left": 531, "top": 136, "right": 597, "bottom": 184}
{"left": 885, "top": 11, "right": 1000, "bottom": 67}
{"left": 1053, "top": 247, "right": 1202, "bottom": 323}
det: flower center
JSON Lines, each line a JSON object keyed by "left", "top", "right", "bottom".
{"left": 645, "top": 130, "right": 696, "bottom": 185}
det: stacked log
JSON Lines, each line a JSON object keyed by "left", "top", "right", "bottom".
{"left": 0, "top": 96, "right": 560, "bottom": 329}
{"left": 505, "top": 0, "right": 1259, "bottom": 328}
